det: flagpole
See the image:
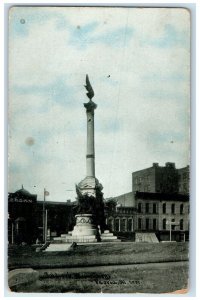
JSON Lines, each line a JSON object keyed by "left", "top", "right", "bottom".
{"left": 45, "top": 209, "right": 48, "bottom": 243}
{"left": 43, "top": 188, "right": 46, "bottom": 243}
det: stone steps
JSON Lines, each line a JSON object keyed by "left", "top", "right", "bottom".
{"left": 101, "top": 230, "right": 121, "bottom": 242}
{"left": 65, "top": 235, "right": 98, "bottom": 243}
{"left": 45, "top": 243, "right": 72, "bottom": 252}
{"left": 101, "top": 238, "right": 121, "bottom": 242}
{"left": 101, "top": 236, "right": 118, "bottom": 240}
{"left": 101, "top": 233, "right": 115, "bottom": 237}
{"left": 47, "top": 229, "right": 121, "bottom": 248}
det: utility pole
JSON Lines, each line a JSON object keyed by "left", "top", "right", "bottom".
{"left": 11, "top": 222, "right": 14, "bottom": 244}
{"left": 43, "top": 188, "right": 46, "bottom": 243}
{"left": 43, "top": 188, "right": 49, "bottom": 243}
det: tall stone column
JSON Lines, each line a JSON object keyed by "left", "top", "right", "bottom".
{"left": 76, "top": 76, "right": 101, "bottom": 199}
{"left": 84, "top": 100, "right": 97, "bottom": 178}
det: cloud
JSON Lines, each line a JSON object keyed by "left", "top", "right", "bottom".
{"left": 12, "top": 77, "right": 77, "bottom": 108}
{"left": 140, "top": 24, "right": 189, "bottom": 48}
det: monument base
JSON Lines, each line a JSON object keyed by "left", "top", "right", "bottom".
{"left": 44, "top": 214, "right": 121, "bottom": 250}
{"left": 67, "top": 214, "right": 99, "bottom": 242}
{"left": 72, "top": 214, "right": 98, "bottom": 236}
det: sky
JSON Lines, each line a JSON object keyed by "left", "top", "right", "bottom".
{"left": 8, "top": 7, "right": 190, "bottom": 202}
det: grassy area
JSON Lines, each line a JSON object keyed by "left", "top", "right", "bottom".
{"left": 8, "top": 242, "right": 189, "bottom": 270}
{"left": 11, "top": 262, "right": 189, "bottom": 293}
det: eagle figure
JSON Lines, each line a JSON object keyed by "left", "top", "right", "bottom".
{"left": 85, "top": 74, "right": 94, "bottom": 100}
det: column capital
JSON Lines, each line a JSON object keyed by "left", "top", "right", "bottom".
{"left": 84, "top": 100, "right": 97, "bottom": 112}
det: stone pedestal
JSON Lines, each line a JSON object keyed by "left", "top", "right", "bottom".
{"left": 72, "top": 214, "right": 98, "bottom": 237}
{"left": 64, "top": 214, "right": 99, "bottom": 243}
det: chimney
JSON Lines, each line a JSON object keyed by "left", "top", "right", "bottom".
{"left": 165, "top": 162, "right": 175, "bottom": 169}
{"left": 153, "top": 163, "right": 159, "bottom": 167}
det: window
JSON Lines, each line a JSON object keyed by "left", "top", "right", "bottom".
{"left": 138, "top": 203, "right": 142, "bottom": 213}
{"left": 138, "top": 218, "right": 142, "bottom": 230}
{"left": 183, "top": 173, "right": 187, "bottom": 180}
{"left": 135, "top": 177, "right": 138, "bottom": 184}
{"left": 108, "top": 218, "right": 113, "bottom": 231}
{"left": 145, "top": 203, "right": 149, "bottom": 213}
{"left": 139, "top": 177, "right": 142, "bottom": 183}
{"left": 183, "top": 183, "right": 187, "bottom": 191}
{"left": 163, "top": 218, "right": 166, "bottom": 230}
{"left": 128, "top": 219, "right": 133, "bottom": 232}
{"left": 180, "top": 219, "right": 184, "bottom": 230}
{"left": 163, "top": 203, "right": 166, "bottom": 214}
{"left": 180, "top": 204, "right": 184, "bottom": 215}
{"left": 153, "top": 219, "right": 157, "bottom": 230}
{"left": 145, "top": 218, "right": 149, "bottom": 230}
{"left": 115, "top": 219, "right": 120, "bottom": 232}
{"left": 153, "top": 203, "right": 157, "bottom": 214}
{"left": 121, "top": 219, "right": 126, "bottom": 232}
{"left": 171, "top": 204, "right": 175, "bottom": 214}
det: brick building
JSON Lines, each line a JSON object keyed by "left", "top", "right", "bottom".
{"left": 8, "top": 186, "right": 37, "bottom": 244}
{"left": 132, "top": 162, "right": 189, "bottom": 194}
{"left": 178, "top": 165, "right": 190, "bottom": 194}
{"left": 105, "top": 162, "right": 190, "bottom": 242}
{"left": 104, "top": 198, "right": 136, "bottom": 239}
{"left": 134, "top": 192, "right": 189, "bottom": 241}
{"left": 8, "top": 186, "right": 76, "bottom": 244}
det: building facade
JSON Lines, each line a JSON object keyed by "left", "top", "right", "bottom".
{"left": 132, "top": 162, "right": 189, "bottom": 195}
{"left": 104, "top": 199, "right": 136, "bottom": 239}
{"left": 134, "top": 192, "right": 189, "bottom": 241}
{"left": 8, "top": 186, "right": 76, "bottom": 244}
{"left": 8, "top": 187, "right": 37, "bottom": 244}
{"left": 178, "top": 166, "right": 190, "bottom": 194}
{"left": 105, "top": 162, "right": 190, "bottom": 242}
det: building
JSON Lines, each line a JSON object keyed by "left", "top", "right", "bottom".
{"left": 8, "top": 186, "right": 76, "bottom": 244}
{"left": 104, "top": 198, "right": 136, "bottom": 239}
{"left": 178, "top": 166, "right": 190, "bottom": 194}
{"left": 109, "top": 192, "right": 135, "bottom": 207}
{"left": 105, "top": 163, "right": 190, "bottom": 242}
{"left": 36, "top": 200, "right": 75, "bottom": 242}
{"left": 8, "top": 186, "right": 37, "bottom": 244}
{"left": 132, "top": 162, "right": 189, "bottom": 194}
{"left": 134, "top": 191, "right": 189, "bottom": 241}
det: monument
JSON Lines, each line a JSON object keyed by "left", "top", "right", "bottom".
{"left": 45, "top": 75, "right": 119, "bottom": 250}
{"left": 68, "top": 75, "right": 110, "bottom": 242}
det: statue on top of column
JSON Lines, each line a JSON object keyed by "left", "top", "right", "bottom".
{"left": 84, "top": 74, "right": 94, "bottom": 100}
